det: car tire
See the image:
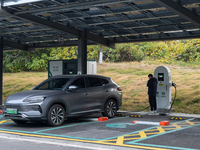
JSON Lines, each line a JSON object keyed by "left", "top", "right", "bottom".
{"left": 102, "top": 99, "right": 117, "bottom": 118}
{"left": 47, "top": 104, "right": 65, "bottom": 126}
{"left": 12, "top": 120, "right": 27, "bottom": 124}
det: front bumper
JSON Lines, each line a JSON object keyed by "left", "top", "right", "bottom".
{"left": 3, "top": 104, "right": 46, "bottom": 121}
{"left": 4, "top": 114, "right": 46, "bottom": 121}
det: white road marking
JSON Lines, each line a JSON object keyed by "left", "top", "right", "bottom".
{"left": 133, "top": 121, "right": 160, "bottom": 126}
{"left": 0, "top": 135, "right": 114, "bottom": 150}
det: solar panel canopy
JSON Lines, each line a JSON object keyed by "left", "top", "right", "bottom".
{"left": 1, "top": 0, "right": 200, "bottom": 51}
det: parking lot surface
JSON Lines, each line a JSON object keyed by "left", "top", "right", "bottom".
{"left": 0, "top": 112, "right": 200, "bottom": 150}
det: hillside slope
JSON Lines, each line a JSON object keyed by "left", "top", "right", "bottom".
{"left": 3, "top": 61, "right": 200, "bottom": 114}
{"left": 97, "top": 61, "right": 200, "bottom": 114}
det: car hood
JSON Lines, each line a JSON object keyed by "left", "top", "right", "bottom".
{"left": 5, "top": 90, "right": 63, "bottom": 104}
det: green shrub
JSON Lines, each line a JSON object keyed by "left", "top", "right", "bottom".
{"left": 104, "top": 43, "right": 144, "bottom": 62}
{"left": 3, "top": 40, "right": 200, "bottom": 72}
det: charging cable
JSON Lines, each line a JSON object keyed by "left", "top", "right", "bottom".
{"left": 169, "top": 82, "right": 177, "bottom": 111}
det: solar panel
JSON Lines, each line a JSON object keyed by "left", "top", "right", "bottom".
{"left": 1, "top": 0, "right": 200, "bottom": 51}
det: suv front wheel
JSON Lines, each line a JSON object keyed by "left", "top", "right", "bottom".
{"left": 102, "top": 99, "right": 117, "bottom": 118}
{"left": 47, "top": 104, "right": 65, "bottom": 126}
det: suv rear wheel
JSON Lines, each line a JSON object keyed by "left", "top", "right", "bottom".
{"left": 47, "top": 104, "right": 65, "bottom": 126}
{"left": 102, "top": 99, "right": 117, "bottom": 118}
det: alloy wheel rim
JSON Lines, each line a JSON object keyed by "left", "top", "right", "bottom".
{"left": 106, "top": 101, "right": 116, "bottom": 117}
{"left": 51, "top": 107, "right": 64, "bottom": 124}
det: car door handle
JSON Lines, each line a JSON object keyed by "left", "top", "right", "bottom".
{"left": 84, "top": 93, "right": 88, "bottom": 95}
{"left": 104, "top": 90, "right": 109, "bottom": 92}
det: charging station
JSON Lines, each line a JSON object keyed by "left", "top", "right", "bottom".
{"left": 154, "top": 66, "right": 173, "bottom": 114}
{"left": 48, "top": 60, "right": 97, "bottom": 78}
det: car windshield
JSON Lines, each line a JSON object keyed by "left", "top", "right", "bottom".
{"left": 34, "top": 78, "right": 71, "bottom": 90}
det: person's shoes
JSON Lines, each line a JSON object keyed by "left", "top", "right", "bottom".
{"left": 149, "top": 111, "right": 154, "bottom": 114}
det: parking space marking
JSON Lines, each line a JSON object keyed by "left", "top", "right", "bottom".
{"left": 0, "top": 120, "right": 7, "bottom": 124}
{"left": 33, "top": 122, "right": 97, "bottom": 133}
{"left": 185, "top": 120, "right": 195, "bottom": 125}
{"left": 97, "top": 141, "right": 170, "bottom": 150}
{"left": 0, "top": 120, "right": 13, "bottom": 124}
{"left": 0, "top": 135, "right": 113, "bottom": 150}
{"left": 0, "top": 129, "right": 94, "bottom": 142}
{"left": 133, "top": 143, "right": 199, "bottom": 150}
{"left": 0, "top": 118, "right": 200, "bottom": 150}
{"left": 33, "top": 117, "right": 126, "bottom": 133}
{"left": 116, "top": 136, "right": 124, "bottom": 145}
{"left": 102, "top": 119, "right": 195, "bottom": 141}
{"left": 106, "top": 123, "right": 136, "bottom": 128}
{"left": 0, "top": 128, "right": 100, "bottom": 141}
{"left": 99, "top": 119, "right": 200, "bottom": 150}
{"left": 129, "top": 120, "right": 200, "bottom": 144}
{"left": 0, "top": 129, "right": 170, "bottom": 150}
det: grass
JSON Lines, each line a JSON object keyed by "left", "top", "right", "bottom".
{"left": 97, "top": 60, "right": 200, "bottom": 114}
{"left": 3, "top": 72, "right": 47, "bottom": 101}
{"left": 2, "top": 60, "right": 200, "bottom": 114}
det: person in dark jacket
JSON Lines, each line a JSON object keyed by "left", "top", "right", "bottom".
{"left": 147, "top": 74, "right": 158, "bottom": 112}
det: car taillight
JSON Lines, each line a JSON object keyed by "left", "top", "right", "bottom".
{"left": 117, "top": 87, "right": 122, "bottom": 91}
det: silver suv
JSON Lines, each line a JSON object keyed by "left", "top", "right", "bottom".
{"left": 3, "top": 75, "right": 122, "bottom": 126}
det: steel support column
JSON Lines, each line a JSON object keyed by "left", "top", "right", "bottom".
{"left": 78, "top": 37, "right": 87, "bottom": 74}
{"left": 0, "top": 38, "right": 3, "bottom": 105}
{"left": 99, "top": 45, "right": 103, "bottom": 64}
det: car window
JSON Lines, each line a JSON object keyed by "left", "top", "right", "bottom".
{"left": 101, "top": 79, "right": 109, "bottom": 85}
{"left": 35, "top": 78, "right": 70, "bottom": 90}
{"left": 70, "top": 78, "right": 85, "bottom": 89}
{"left": 88, "top": 77, "right": 103, "bottom": 87}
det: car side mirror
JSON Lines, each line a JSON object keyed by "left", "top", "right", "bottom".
{"left": 68, "top": 85, "right": 78, "bottom": 91}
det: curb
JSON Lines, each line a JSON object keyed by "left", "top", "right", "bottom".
{"left": 118, "top": 111, "right": 200, "bottom": 119}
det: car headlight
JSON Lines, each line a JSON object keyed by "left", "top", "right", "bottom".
{"left": 23, "top": 96, "right": 45, "bottom": 103}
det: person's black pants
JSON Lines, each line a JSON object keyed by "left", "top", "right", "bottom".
{"left": 149, "top": 96, "right": 157, "bottom": 111}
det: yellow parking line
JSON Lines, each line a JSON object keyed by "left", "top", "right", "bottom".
{"left": 116, "top": 136, "right": 124, "bottom": 145}
{"left": 101, "top": 120, "right": 200, "bottom": 149}
{"left": 0, "top": 120, "right": 13, "bottom": 124}
{"left": 0, "top": 130, "right": 171, "bottom": 150}
{"left": 185, "top": 121, "right": 195, "bottom": 125}
{"left": 2, "top": 120, "right": 199, "bottom": 150}
{"left": 97, "top": 141, "right": 171, "bottom": 150}
{"left": 0, "top": 130, "right": 91, "bottom": 142}
{"left": 139, "top": 131, "right": 147, "bottom": 138}
{"left": 0, "top": 120, "right": 8, "bottom": 124}
{"left": 172, "top": 124, "right": 182, "bottom": 129}
{"left": 157, "top": 127, "right": 165, "bottom": 133}
{"left": 123, "top": 137, "right": 141, "bottom": 140}
{"left": 101, "top": 139, "right": 117, "bottom": 142}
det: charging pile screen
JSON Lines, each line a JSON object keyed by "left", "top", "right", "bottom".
{"left": 158, "top": 73, "right": 164, "bottom": 81}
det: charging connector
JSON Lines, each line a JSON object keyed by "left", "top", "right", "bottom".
{"left": 172, "top": 82, "right": 176, "bottom": 87}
